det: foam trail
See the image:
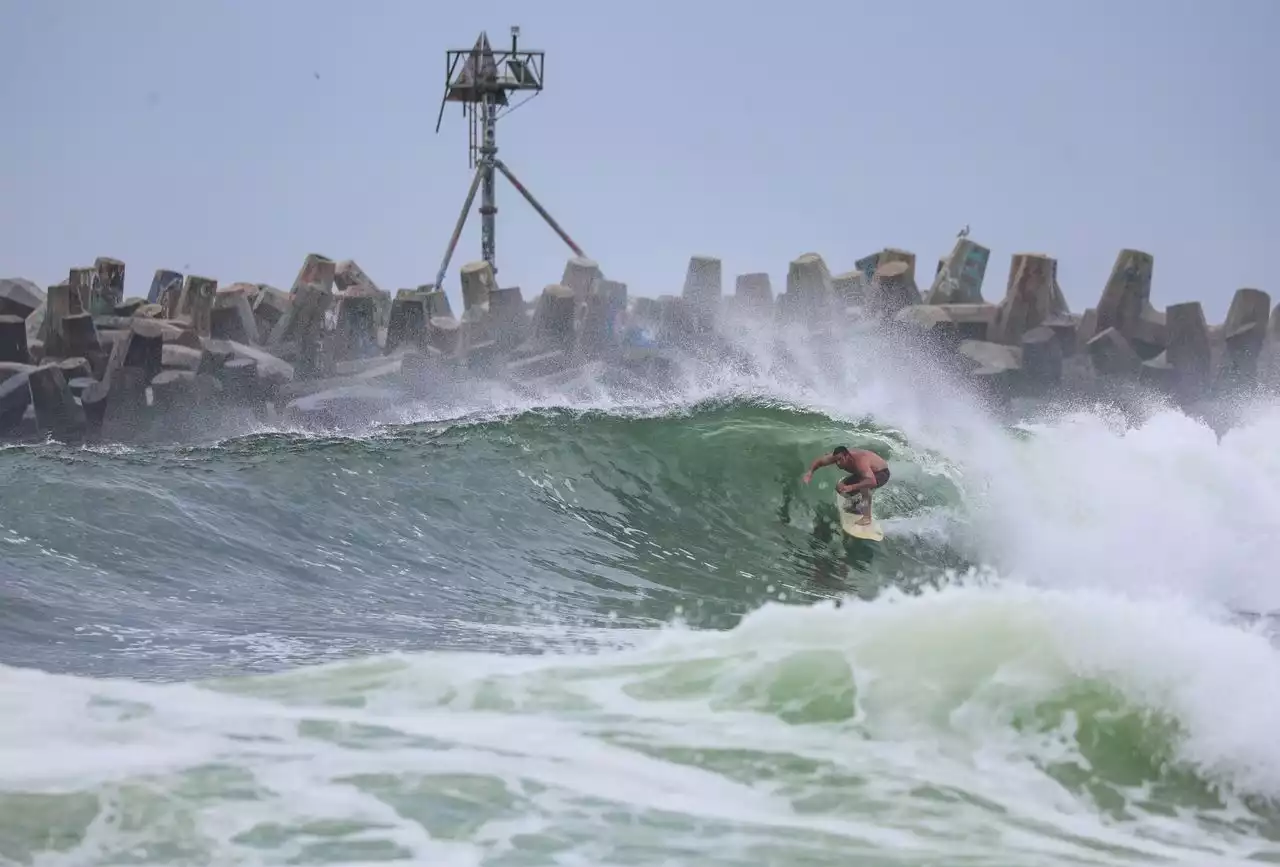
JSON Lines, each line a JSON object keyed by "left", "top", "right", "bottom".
{"left": 3, "top": 583, "right": 1279, "bottom": 865}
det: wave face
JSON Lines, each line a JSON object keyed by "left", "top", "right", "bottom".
{"left": 4, "top": 319, "right": 1280, "bottom": 865}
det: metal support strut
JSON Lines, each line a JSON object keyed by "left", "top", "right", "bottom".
{"left": 494, "top": 159, "right": 584, "bottom": 259}
{"left": 433, "top": 154, "right": 584, "bottom": 292}
{"left": 479, "top": 96, "right": 498, "bottom": 271}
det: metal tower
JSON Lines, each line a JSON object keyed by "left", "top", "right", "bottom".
{"left": 433, "top": 27, "right": 585, "bottom": 289}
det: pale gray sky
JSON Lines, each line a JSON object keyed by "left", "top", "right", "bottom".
{"left": 2, "top": 0, "right": 1276, "bottom": 321}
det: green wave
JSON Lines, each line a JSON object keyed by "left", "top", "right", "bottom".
{"left": 375, "top": 398, "right": 976, "bottom": 622}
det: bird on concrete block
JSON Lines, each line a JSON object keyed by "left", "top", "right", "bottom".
{"left": 957, "top": 224, "right": 970, "bottom": 239}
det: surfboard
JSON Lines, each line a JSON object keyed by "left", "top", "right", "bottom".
{"left": 836, "top": 492, "right": 885, "bottom": 542}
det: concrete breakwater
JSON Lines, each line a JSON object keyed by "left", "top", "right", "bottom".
{"left": 0, "top": 236, "right": 1274, "bottom": 443}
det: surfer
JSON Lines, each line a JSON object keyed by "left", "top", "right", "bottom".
{"left": 802, "top": 446, "right": 890, "bottom": 525}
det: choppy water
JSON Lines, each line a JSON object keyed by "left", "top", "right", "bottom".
{"left": 4, "top": 317, "right": 1280, "bottom": 866}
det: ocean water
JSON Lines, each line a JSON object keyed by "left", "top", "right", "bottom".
{"left": 3, "top": 315, "right": 1280, "bottom": 866}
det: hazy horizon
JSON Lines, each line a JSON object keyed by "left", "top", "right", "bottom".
{"left": 2, "top": 0, "right": 1276, "bottom": 322}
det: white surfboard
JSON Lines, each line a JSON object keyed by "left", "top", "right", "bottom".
{"left": 836, "top": 492, "right": 885, "bottom": 542}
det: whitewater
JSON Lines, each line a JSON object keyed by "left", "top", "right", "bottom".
{"left": 3, "top": 314, "right": 1280, "bottom": 866}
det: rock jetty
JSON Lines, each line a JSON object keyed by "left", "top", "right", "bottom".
{"left": 0, "top": 238, "right": 1274, "bottom": 442}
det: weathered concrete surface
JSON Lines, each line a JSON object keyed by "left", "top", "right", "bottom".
{"left": 1095, "top": 249, "right": 1154, "bottom": 343}
{"left": 0, "top": 315, "right": 29, "bottom": 364}
{"left": 488, "top": 286, "right": 529, "bottom": 352}
{"left": 785, "top": 253, "right": 836, "bottom": 326}
{"left": 385, "top": 290, "right": 431, "bottom": 355}
{"left": 940, "top": 304, "right": 999, "bottom": 342}
{"left": 957, "top": 339, "right": 1022, "bottom": 397}
{"left": 61, "top": 312, "right": 102, "bottom": 364}
{"left": 532, "top": 284, "right": 576, "bottom": 351}
{"left": 177, "top": 276, "right": 218, "bottom": 338}
{"left": 958, "top": 339, "right": 1021, "bottom": 373}
{"left": 28, "top": 364, "right": 86, "bottom": 440}
{"left": 1220, "top": 287, "right": 1272, "bottom": 384}
{"left": 26, "top": 283, "right": 55, "bottom": 347}
{"left": 426, "top": 315, "right": 461, "bottom": 357}
{"left": 1047, "top": 258, "right": 1070, "bottom": 316}
{"left": 1041, "top": 313, "right": 1082, "bottom": 358}
{"left": 421, "top": 289, "right": 453, "bottom": 319}
{"left": 1087, "top": 326, "right": 1142, "bottom": 377}
{"left": 681, "top": 255, "right": 721, "bottom": 314}
{"left": 277, "top": 357, "right": 404, "bottom": 402}
{"left": 657, "top": 295, "right": 702, "bottom": 342}
{"left": 148, "top": 269, "right": 184, "bottom": 306}
{"left": 198, "top": 341, "right": 234, "bottom": 378}
{"left": 334, "top": 294, "right": 381, "bottom": 361}
{"left": 57, "top": 357, "right": 91, "bottom": 382}
{"left": 3, "top": 240, "right": 1275, "bottom": 445}
{"left": 854, "top": 251, "right": 881, "bottom": 282}
{"left": 561, "top": 257, "right": 602, "bottom": 307}
{"left": 81, "top": 365, "right": 148, "bottom": 440}
{"left": 99, "top": 318, "right": 166, "bottom": 389}
{"left": 578, "top": 279, "right": 628, "bottom": 358}
{"left": 460, "top": 260, "right": 496, "bottom": 313}
{"left": 91, "top": 316, "right": 193, "bottom": 346}
{"left": 831, "top": 271, "right": 864, "bottom": 306}
{"left": 149, "top": 369, "right": 199, "bottom": 414}
{"left": 268, "top": 281, "right": 331, "bottom": 375}
{"left": 1157, "top": 301, "right": 1212, "bottom": 399}
{"left": 927, "top": 238, "right": 989, "bottom": 304}
{"left": 93, "top": 257, "right": 126, "bottom": 314}
{"left": 878, "top": 249, "right": 919, "bottom": 295}
{"left": 992, "top": 253, "right": 1056, "bottom": 345}
{"left": 250, "top": 284, "right": 290, "bottom": 341}
{"left": 867, "top": 260, "right": 920, "bottom": 319}
{"left": 1127, "top": 305, "right": 1167, "bottom": 359}
{"left": 68, "top": 267, "right": 94, "bottom": 314}
{"left": 734, "top": 273, "right": 773, "bottom": 312}
{"left": 334, "top": 260, "right": 378, "bottom": 294}
{"left": 1020, "top": 326, "right": 1063, "bottom": 388}
{"left": 291, "top": 254, "right": 337, "bottom": 294}
{"left": 162, "top": 344, "right": 204, "bottom": 372}
{"left": 225, "top": 341, "right": 295, "bottom": 386}
{"left": 219, "top": 357, "right": 262, "bottom": 404}
{"left": 456, "top": 306, "right": 494, "bottom": 366}
{"left": 0, "top": 278, "right": 43, "bottom": 319}
{"left": 334, "top": 260, "right": 390, "bottom": 327}
{"left": 212, "top": 283, "right": 260, "bottom": 344}
{"left": 1076, "top": 308, "right": 1099, "bottom": 353}
{"left": 0, "top": 363, "right": 36, "bottom": 435}
{"left": 894, "top": 305, "right": 959, "bottom": 350}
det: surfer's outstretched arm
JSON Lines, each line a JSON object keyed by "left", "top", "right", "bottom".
{"left": 802, "top": 454, "right": 837, "bottom": 483}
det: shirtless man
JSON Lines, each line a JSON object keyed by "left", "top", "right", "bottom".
{"left": 802, "top": 446, "right": 890, "bottom": 525}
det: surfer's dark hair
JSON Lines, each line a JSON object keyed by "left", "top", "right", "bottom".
{"left": 832, "top": 446, "right": 849, "bottom": 456}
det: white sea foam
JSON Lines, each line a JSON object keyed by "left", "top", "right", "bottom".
{"left": 3, "top": 582, "right": 1279, "bottom": 866}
